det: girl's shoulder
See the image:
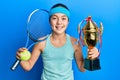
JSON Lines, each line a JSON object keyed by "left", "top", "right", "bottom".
{"left": 34, "top": 35, "right": 48, "bottom": 52}
{"left": 69, "top": 36, "right": 81, "bottom": 51}
{"left": 69, "top": 36, "right": 78, "bottom": 44}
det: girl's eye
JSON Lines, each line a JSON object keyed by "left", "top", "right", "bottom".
{"left": 62, "top": 17, "right": 67, "bottom": 20}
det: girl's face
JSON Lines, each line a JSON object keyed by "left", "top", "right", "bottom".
{"left": 50, "top": 13, "right": 69, "bottom": 34}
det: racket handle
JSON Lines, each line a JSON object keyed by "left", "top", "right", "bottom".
{"left": 11, "top": 59, "right": 20, "bottom": 71}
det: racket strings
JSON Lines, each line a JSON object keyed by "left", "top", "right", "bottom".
{"left": 27, "top": 9, "right": 51, "bottom": 42}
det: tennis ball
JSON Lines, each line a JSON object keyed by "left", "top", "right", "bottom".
{"left": 20, "top": 50, "right": 31, "bottom": 61}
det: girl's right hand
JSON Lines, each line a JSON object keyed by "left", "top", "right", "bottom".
{"left": 16, "top": 48, "right": 28, "bottom": 60}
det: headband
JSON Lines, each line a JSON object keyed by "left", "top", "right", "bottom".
{"left": 49, "top": 7, "right": 70, "bottom": 18}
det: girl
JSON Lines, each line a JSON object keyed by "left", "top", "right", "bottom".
{"left": 16, "top": 3, "right": 99, "bottom": 80}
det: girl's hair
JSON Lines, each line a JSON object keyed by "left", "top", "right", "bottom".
{"left": 51, "top": 3, "right": 69, "bottom": 11}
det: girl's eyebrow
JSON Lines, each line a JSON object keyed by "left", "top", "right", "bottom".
{"left": 52, "top": 15, "right": 57, "bottom": 17}
{"left": 62, "top": 15, "right": 67, "bottom": 17}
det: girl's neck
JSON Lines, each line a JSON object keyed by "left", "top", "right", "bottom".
{"left": 51, "top": 32, "right": 66, "bottom": 40}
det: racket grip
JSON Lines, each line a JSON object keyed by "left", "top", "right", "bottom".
{"left": 11, "top": 59, "right": 20, "bottom": 71}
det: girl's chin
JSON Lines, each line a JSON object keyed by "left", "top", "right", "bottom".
{"left": 54, "top": 31, "right": 65, "bottom": 34}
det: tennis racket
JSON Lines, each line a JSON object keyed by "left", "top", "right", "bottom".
{"left": 11, "top": 9, "right": 51, "bottom": 71}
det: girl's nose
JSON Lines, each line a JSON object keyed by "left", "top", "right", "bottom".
{"left": 57, "top": 18, "right": 62, "bottom": 24}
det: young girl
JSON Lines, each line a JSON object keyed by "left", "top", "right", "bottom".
{"left": 16, "top": 3, "right": 99, "bottom": 80}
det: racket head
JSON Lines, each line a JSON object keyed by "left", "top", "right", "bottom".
{"left": 27, "top": 9, "right": 51, "bottom": 42}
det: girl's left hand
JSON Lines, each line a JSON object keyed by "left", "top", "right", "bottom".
{"left": 88, "top": 47, "right": 99, "bottom": 59}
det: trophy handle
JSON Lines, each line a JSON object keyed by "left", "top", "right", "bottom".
{"left": 100, "top": 22, "right": 103, "bottom": 35}
{"left": 78, "top": 20, "right": 85, "bottom": 46}
{"left": 97, "top": 22, "right": 103, "bottom": 53}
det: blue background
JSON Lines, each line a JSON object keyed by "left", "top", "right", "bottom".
{"left": 0, "top": 0, "right": 120, "bottom": 80}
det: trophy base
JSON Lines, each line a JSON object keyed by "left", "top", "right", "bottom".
{"left": 84, "top": 58, "right": 101, "bottom": 71}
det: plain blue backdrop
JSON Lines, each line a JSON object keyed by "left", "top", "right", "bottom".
{"left": 0, "top": 0, "right": 120, "bottom": 80}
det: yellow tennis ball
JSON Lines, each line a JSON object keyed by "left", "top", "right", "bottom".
{"left": 20, "top": 50, "right": 31, "bottom": 61}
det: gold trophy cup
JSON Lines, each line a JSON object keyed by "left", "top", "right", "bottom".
{"left": 78, "top": 16, "right": 103, "bottom": 71}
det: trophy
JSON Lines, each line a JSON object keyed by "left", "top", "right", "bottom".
{"left": 78, "top": 16, "right": 103, "bottom": 71}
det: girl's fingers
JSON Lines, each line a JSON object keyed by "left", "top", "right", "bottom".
{"left": 18, "top": 48, "right": 28, "bottom": 52}
{"left": 16, "top": 51, "right": 21, "bottom": 59}
{"left": 88, "top": 47, "right": 99, "bottom": 59}
{"left": 16, "top": 47, "right": 28, "bottom": 60}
